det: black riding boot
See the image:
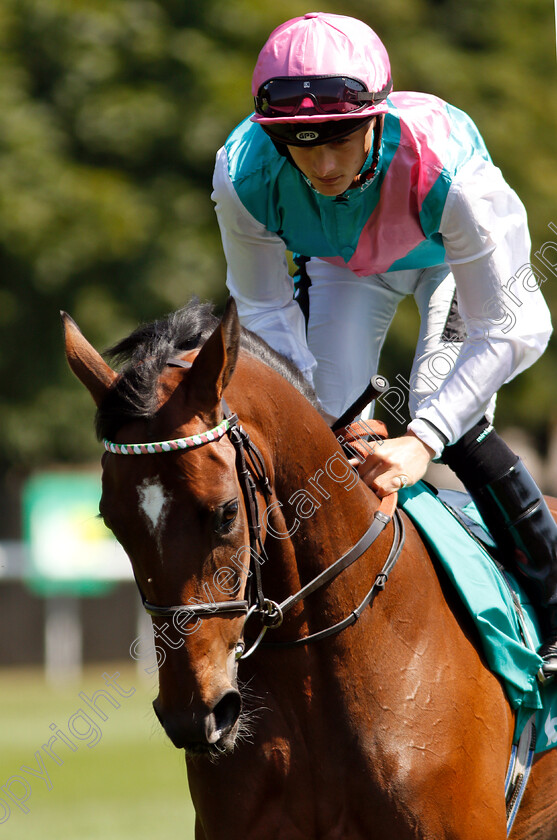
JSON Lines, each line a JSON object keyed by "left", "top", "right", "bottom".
{"left": 443, "top": 419, "right": 557, "bottom": 679}
{"left": 471, "top": 460, "right": 557, "bottom": 672}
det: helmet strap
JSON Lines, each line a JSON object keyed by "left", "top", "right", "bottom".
{"left": 349, "top": 116, "right": 384, "bottom": 189}
{"left": 270, "top": 136, "right": 293, "bottom": 161}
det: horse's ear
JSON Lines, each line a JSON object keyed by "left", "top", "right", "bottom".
{"left": 61, "top": 311, "right": 118, "bottom": 406}
{"left": 187, "top": 297, "right": 241, "bottom": 411}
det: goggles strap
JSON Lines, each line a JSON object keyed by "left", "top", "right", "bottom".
{"left": 355, "top": 79, "right": 393, "bottom": 104}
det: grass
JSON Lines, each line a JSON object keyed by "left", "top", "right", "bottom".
{"left": 0, "top": 663, "right": 196, "bottom": 839}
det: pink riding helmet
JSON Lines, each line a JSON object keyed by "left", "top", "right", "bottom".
{"left": 251, "top": 12, "right": 392, "bottom": 130}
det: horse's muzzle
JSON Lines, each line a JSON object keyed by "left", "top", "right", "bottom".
{"left": 153, "top": 689, "right": 242, "bottom": 753}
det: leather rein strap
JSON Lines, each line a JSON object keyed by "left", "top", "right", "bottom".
{"left": 268, "top": 496, "right": 404, "bottom": 648}
{"left": 129, "top": 358, "right": 404, "bottom": 654}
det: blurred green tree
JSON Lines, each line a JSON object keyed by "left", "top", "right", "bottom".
{"left": 0, "top": 0, "right": 555, "bottom": 535}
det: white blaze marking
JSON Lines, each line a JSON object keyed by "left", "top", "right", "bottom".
{"left": 138, "top": 478, "right": 168, "bottom": 536}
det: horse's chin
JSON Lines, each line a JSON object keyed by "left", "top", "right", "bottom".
{"left": 184, "top": 728, "right": 239, "bottom": 759}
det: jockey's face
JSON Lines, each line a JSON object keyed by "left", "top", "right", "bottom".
{"left": 287, "top": 121, "right": 374, "bottom": 196}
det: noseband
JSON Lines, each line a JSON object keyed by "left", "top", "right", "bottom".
{"left": 103, "top": 358, "right": 404, "bottom": 657}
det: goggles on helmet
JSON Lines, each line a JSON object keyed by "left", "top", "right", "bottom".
{"left": 255, "top": 75, "right": 392, "bottom": 119}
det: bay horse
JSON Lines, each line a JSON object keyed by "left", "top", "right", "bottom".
{"left": 62, "top": 298, "right": 557, "bottom": 839}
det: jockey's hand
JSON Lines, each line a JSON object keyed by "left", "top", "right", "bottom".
{"left": 349, "top": 432, "right": 435, "bottom": 498}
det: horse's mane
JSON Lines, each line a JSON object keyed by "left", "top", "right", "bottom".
{"left": 96, "top": 298, "right": 318, "bottom": 441}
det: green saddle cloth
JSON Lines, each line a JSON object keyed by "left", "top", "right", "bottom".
{"left": 398, "top": 481, "right": 557, "bottom": 753}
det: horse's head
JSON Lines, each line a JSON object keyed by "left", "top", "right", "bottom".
{"left": 63, "top": 299, "right": 273, "bottom": 755}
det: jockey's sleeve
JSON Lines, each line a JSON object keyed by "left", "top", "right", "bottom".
{"left": 409, "top": 157, "right": 553, "bottom": 456}
{"left": 212, "top": 146, "right": 317, "bottom": 383}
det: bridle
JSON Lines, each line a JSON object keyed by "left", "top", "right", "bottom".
{"left": 103, "top": 358, "right": 405, "bottom": 658}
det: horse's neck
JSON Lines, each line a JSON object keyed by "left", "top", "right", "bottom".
{"left": 232, "top": 363, "right": 397, "bottom": 662}
{"left": 274, "top": 418, "right": 374, "bottom": 519}
{"left": 232, "top": 358, "right": 379, "bottom": 587}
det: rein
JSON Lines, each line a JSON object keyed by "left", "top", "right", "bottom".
{"left": 103, "top": 358, "right": 404, "bottom": 657}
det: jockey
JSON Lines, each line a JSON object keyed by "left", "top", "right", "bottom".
{"left": 211, "top": 12, "right": 557, "bottom": 675}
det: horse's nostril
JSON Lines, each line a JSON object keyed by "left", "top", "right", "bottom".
{"left": 205, "top": 690, "right": 242, "bottom": 744}
{"left": 152, "top": 691, "right": 241, "bottom": 749}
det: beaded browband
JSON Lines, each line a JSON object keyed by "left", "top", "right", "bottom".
{"left": 103, "top": 417, "right": 231, "bottom": 455}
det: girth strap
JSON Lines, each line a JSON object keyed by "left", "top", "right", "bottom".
{"left": 505, "top": 714, "right": 536, "bottom": 835}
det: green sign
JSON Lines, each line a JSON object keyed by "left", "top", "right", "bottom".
{"left": 23, "top": 472, "right": 132, "bottom": 596}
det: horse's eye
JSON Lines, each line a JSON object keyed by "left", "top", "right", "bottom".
{"left": 215, "top": 500, "right": 239, "bottom": 534}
